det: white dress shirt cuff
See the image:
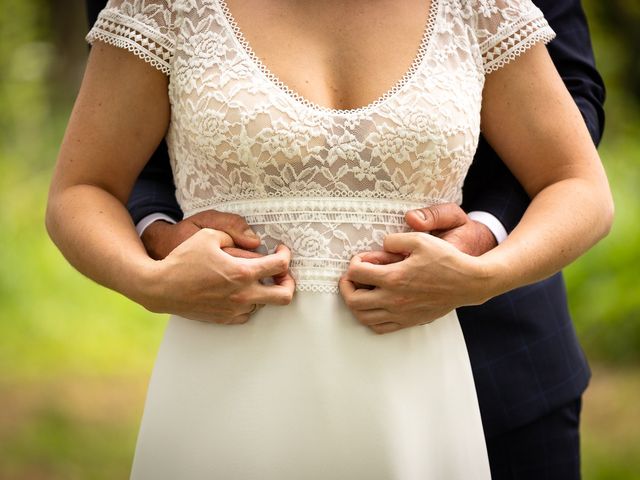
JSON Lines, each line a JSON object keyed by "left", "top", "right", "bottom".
{"left": 136, "top": 213, "right": 178, "bottom": 237}
{"left": 467, "top": 211, "right": 508, "bottom": 245}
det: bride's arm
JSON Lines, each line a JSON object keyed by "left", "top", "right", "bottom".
{"left": 46, "top": 42, "right": 170, "bottom": 299}
{"left": 477, "top": 42, "right": 613, "bottom": 293}
{"left": 340, "top": 43, "right": 613, "bottom": 333}
{"left": 46, "top": 43, "right": 294, "bottom": 321}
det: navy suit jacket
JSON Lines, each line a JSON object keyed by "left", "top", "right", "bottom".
{"left": 86, "top": 0, "right": 605, "bottom": 438}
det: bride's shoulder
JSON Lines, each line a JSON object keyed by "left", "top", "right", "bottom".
{"left": 439, "top": 0, "right": 555, "bottom": 74}
{"left": 87, "top": 0, "right": 181, "bottom": 76}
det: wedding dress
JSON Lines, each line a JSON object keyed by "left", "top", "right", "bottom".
{"left": 87, "top": 1, "right": 555, "bottom": 478}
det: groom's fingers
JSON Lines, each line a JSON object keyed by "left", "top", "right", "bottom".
{"left": 189, "top": 210, "right": 261, "bottom": 250}
{"left": 405, "top": 203, "right": 467, "bottom": 233}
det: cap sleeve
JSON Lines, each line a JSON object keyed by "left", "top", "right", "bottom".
{"left": 474, "top": 0, "right": 556, "bottom": 74}
{"left": 86, "top": 0, "right": 175, "bottom": 75}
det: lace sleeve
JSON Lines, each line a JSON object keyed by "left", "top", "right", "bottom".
{"left": 474, "top": 0, "right": 556, "bottom": 74}
{"left": 85, "top": 0, "right": 175, "bottom": 75}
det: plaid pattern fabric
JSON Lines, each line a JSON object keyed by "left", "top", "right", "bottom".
{"left": 486, "top": 398, "right": 582, "bottom": 479}
{"left": 459, "top": 0, "right": 604, "bottom": 438}
{"left": 458, "top": 273, "right": 590, "bottom": 438}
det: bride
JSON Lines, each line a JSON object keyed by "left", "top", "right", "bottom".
{"left": 46, "top": 0, "right": 612, "bottom": 478}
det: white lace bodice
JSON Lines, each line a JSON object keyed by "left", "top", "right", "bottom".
{"left": 87, "top": 0, "right": 555, "bottom": 292}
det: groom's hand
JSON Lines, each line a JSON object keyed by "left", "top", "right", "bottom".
{"left": 405, "top": 203, "right": 497, "bottom": 256}
{"left": 142, "top": 209, "right": 262, "bottom": 259}
{"left": 339, "top": 204, "right": 499, "bottom": 334}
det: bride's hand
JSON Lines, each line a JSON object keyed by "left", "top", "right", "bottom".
{"left": 339, "top": 203, "right": 499, "bottom": 334}
{"left": 140, "top": 228, "right": 295, "bottom": 324}
{"left": 339, "top": 232, "right": 496, "bottom": 335}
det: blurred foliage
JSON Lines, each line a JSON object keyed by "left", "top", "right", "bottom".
{"left": 562, "top": 0, "right": 640, "bottom": 363}
{"left": 0, "top": 0, "right": 638, "bottom": 478}
{"left": 589, "top": 0, "right": 640, "bottom": 107}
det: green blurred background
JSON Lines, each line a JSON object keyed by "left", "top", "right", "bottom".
{"left": 0, "top": 0, "right": 638, "bottom": 478}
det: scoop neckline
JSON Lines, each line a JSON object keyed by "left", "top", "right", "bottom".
{"left": 216, "top": 0, "right": 440, "bottom": 116}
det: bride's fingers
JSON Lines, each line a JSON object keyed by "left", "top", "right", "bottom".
{"left": 222, "top": 246, "right": 265, "bottom": 259}
{"left": 345, "top": 288, "right": 389, "bottom": 312}
{"left": 345, "top": 256, "right": 396, "bottom": 289}
{"left": 238, "top": 244, "right": 292, "bottom": 281}
{"left": 221, "top": 302, "right": 267, "bottom": 325}
{"left": 339, "top": 275, "right": 389, "bottom": 310}
{"left": 352, "top": 308, "right": 396, "bottom": 326}
{"left": 198, "top": 227, "right": 235, "bottom": 249}
{"left": 369, "top": 322, "right": 403, "bottom": 335}
{"left": 240, "top": 282, "right": 295, "bottom": 306}
{"left": 358, "top": 250, "right": 406, "bottom": 265}
{"left": 225, "top": 313, "right": 252, "bottom": 325}
{"left": 272, "top": 269, "right": 296, "bottom": 290}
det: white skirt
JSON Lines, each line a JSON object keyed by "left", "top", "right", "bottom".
{"left": 130, "top": 291, "right": 491, "bottom": 479}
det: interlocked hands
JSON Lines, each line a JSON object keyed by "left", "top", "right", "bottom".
{"left": 339, "top": 204, "right": 499, "bottom": 334}
{"left": 141, "top": 204, "right": 498, "bottom": 330}
{"left": 141, "top": 211, "right": 295, "bottom": 324}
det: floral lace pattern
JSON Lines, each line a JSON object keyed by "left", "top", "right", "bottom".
{"left": 87, "top": 0, "right": 555, "bottom": 292}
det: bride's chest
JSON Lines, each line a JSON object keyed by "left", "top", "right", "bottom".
{"left": 197, "top": 0, "right": 434, "bottom": 112}
{"left": 167, "top": 0, "right": 485, "bottom": 187}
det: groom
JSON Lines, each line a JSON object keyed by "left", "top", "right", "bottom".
{"left": 85, "top": 0, "right": 605, "bottom": 478}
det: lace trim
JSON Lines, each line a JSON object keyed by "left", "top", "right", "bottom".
{"left": 182, "top": 192, "right": 453, "bottom": 217}
{"left": 244, "top": 210, "right": 406, "bottom": 226}
{"left": 189, "top": 197, "right": 431, "bottom": 294}
{"left": 482, "top": 15, "right": 556, "bottom": 74}
{"left": 296, "top": 284, "right": 341, "bottom": 294}
{"left": 184, "top": 196, "right": 438, "bottom": 219}
{"left": 86, "top": 11, "right": 174, "bottom": 75}
{"left": 215, "top": 0, "right": 440, "bottom": 115}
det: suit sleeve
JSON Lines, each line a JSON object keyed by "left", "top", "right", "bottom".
{"left": 85, "top": 0, "right": 106, "bottom": 28}
{"left": 126, "top": 143, "right": 184, "bottom": 224}
{"left": 85, "top": 0, "right": 183, "bottom": 225}
{"left": 462, "top": 0, "right": 606, "bottom": 233}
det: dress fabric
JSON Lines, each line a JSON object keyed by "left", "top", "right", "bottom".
{"left": 87, "top": 1, "right": 555, "bottom": 478}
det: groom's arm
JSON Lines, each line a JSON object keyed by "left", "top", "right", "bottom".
{"left": 126, "top": 141, "right": 183, "bottom": 227}
{"left": 461, "top": 0, "right": 605, "bottom": 232}
{"left": 85, "top": 0, "right": 106, "bottom": 30}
